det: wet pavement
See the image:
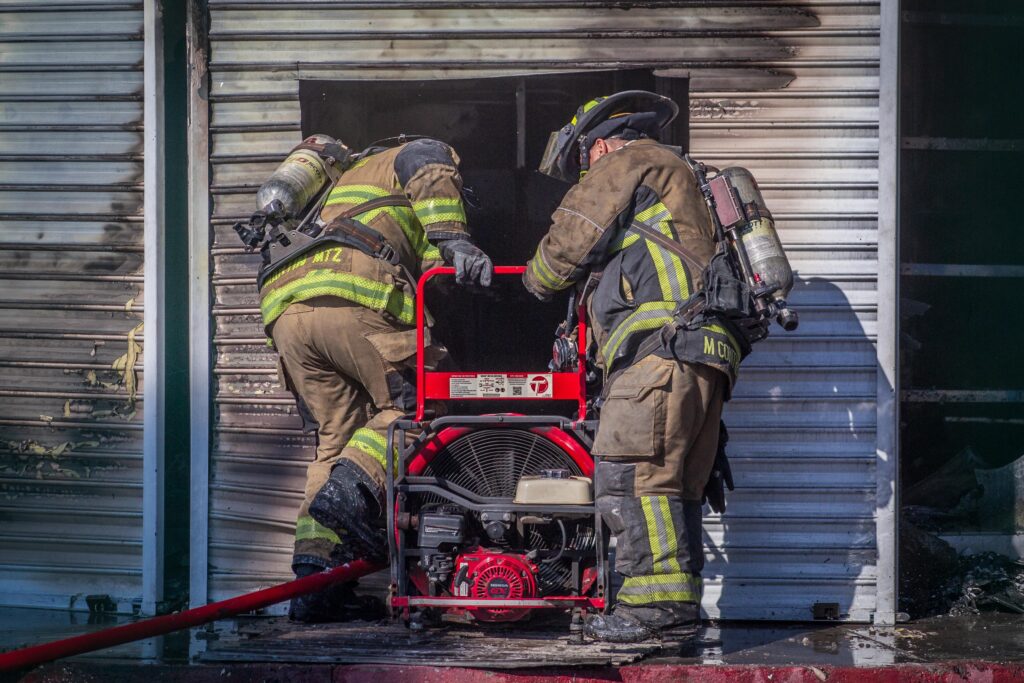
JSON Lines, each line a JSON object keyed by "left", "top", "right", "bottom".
{"left": 2, "top": 607, "right": 1023, "bottom": 680}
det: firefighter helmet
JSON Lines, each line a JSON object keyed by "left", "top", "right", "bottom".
{"left": 538, "top": 90, "right": 679, "bottom": 183}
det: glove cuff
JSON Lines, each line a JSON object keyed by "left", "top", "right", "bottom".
{"left": 429, "top": 231, "right": 472, "bottom": 244}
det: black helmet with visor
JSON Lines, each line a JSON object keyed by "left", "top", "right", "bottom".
{"left": 538, "top": 90, "right": 679, "bottom": 183}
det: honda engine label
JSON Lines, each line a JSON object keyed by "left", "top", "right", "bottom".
{"left": 448, "top": 373, "right": 553, "bottom": 398}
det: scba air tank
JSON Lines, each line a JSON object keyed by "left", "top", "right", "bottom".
{"left": 255, "top": 134, "right": 342, "bottom": 218}
{"left": 711, "top": 167, "right": 798, "bottom": 330}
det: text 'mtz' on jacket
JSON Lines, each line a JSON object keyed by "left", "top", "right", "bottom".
{"left": 524, "top": 139, "right": 743, "bottom": 388}
{"left": 259, "top": 139, "right": 470, "bottom": 331}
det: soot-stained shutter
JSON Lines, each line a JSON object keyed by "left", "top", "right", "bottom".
{"left": 200, "top": 1, "right": 883, "bottom": 622}
{"left": 0, "top": 2, "right": 146, "bottom": 612}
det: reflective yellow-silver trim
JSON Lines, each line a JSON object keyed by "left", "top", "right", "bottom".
{"left": 295, "top": 515, "right": 341, "bottom": 545}
{"left": 260, "top": 267, "right": 415, "bottom": 327}
{"left": 617, "top": 572, "right": 702, "bottom": 605}
{"left": 412, "top": 197, "right": 467, "bottom": 227}
{"left": 345, "top": 427, "right": 397, "bottom": 472}
{"left": 641, "top": 495, "right": 683, "bottom": 575}
{"left": 600, "top": 300, "right": 676, "bottom": 364}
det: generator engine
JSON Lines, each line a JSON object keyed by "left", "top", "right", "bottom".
{"left": 452, "top": 551, "right": 539, "bottom": 622}
{"left": 391, "top": 426, "right": 602, "bottom": 624}
{"left": 388, "top": 266, "right": 605, "bottom": 628}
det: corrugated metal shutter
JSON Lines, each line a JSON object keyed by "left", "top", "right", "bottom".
{"left": 200, "top": 1, "right": 881, "bottom": 620}
{"left": 0, "top": 3, "right": 146, "bottom": 611}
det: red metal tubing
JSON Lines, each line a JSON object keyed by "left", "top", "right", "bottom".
{"left": 0, "top": 559, "right": 383, "bottom": 672}
{"left": 415, "top": 265, "right": 532, "bottom": 420}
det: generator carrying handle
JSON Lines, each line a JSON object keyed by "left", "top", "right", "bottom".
{"left": 415, "top": 266, "right": 588, "bottom": 421}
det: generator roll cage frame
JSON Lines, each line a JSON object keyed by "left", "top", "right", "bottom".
{"left": 385, "top": 266, "right": 607, "bottom": 614}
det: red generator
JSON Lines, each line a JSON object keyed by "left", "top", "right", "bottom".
{"left": 386, "top": 266, "right": 606, "bottom": 630}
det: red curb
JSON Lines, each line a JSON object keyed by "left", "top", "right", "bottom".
{"left": 13, "top": 662, "right": 1024, "bottom": 683}
{"left": 331, "top": 663, "right": 1024, "bottom": 683}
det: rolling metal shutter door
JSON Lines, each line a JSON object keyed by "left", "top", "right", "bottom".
{"left": 201, "top": 1, "right": 881, "bottom": 620}
{"left": 0, "top": 3, "right": 146, "bottom": 610}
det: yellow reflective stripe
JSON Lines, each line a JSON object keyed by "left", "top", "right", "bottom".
{"left": 618, "top": 572, "right": 701, "bottom": 605}
{"left": 651, "top": 213, "right": 690, "bottom": 301}
{"left": 634, "top": 202, "right": 666, "bottom": 224}
{"left": 641, "top": 496, "right": 681, "bottom": 575}
{"left": 636, "top": 202, "right": 690, "bottom": 302}
{"left": 412, "top": 197, "right": 467, "bottom": 226}
{"left": 347, "top": 428, "right": 388, "bottom": 469}
{"left": 640, "top": 496, "right": 664, "bottom": 570}
{"left": 295, "top": 515, "right": 341, "bottom": 544}
{"left": 621, "top": 573, "right": 703, "bottom": 588}
{"left": 261, "top": 269, "right": 415, "bottom": 326}
{"left": 324, "top": 184, "right": 390, "bottom": 206}
{"left": 658, "top": 496, "right": 683, "bottom": 574}
{"left": 361, "top": 204, "right": 441, "bottom": 260}
{"left": 600, "top": 301, "right": 675, "bottom": 364}
{"left": 646, "top": 238, "right": 675, "bottom": 301}
{"left": 655, "top": 222, "right": 690, "bottom": 301}
{"left": 609, "top": 231, "right": 641, "bottom": 254}
{"left": 349, "top": 201, "right": 435, "bottom": 260}
{"left": 422, "top": 244, "right": 442, "bottom": 261}
{"left": 326, "top": 183, "right": 439, "bottom": 259}
{"left": 358, "top": 204, "right": 414, "bottom": 238}
{"left": 618, "top": 590, "right": 700, "bottom": 605}
{"left": 667, "top": 249, "right": 690, "bottom": 300}
{"left": 324, "top": 184, "right": 426, "bottom": 254}
{"left": 570, "top": 96, "right": 604, "bottom": 126}
{"left": 346, "top": 428, "right": 398, "bottom": 471}
{"left": 529, "top": 247, "right": 570, "bottom": 291}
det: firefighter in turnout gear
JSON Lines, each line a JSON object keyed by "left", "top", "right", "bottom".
{"left": 525, "top": 91, "right": 747, "bottom": 643}
{"left": 257, "top": 136, "right": 493, "bottom": 622}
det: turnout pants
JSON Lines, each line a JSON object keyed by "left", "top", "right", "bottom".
{"left": 270, "top": 296, "right": 418, "bottom": 571}
{"left": 592, "top": 356, "right": 726, "bottom": 612}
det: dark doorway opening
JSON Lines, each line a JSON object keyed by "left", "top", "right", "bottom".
{"left": 299, "top": 72, "right": 688, "bottom": 413}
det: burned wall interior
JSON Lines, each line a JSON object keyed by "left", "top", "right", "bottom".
{"left": 899, "top": 0, "right": 1024, "bottom": 616}
{"left": 298, "top": 71, "right": 687, "bottom": 414}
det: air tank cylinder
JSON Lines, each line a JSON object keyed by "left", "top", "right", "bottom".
{"left": 255, "top": 134, "right": 343, "bottom": 218}
{"left": 712, "top": 167, "right": 799, "bottom": 331}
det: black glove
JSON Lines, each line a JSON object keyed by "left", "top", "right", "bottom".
{"left": 438, "top": 239, "right": 493, "bottom": 287}
{"left": 702, "top": 420, "right": 735, "bottom": 514}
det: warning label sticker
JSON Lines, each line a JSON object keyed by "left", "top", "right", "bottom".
{"left": 448, "top": 373, "right": 553, "bottom": 399}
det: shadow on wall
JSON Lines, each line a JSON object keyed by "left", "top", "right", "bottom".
{"left": 707, "top": 274, "right": 887, "bottom": 646}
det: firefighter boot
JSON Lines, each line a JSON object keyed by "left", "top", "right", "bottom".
{"left": 585, "top": 603, "right": 700, "bottom": 643}
{"left": 308, "top": 459, "right": 387, "bottom": 563}
{"left": 289, "top": 564, "right": 386, "bottom": 623}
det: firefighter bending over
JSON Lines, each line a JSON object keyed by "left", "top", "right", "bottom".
{"left": 250, "top": 135, "right": 492, "bottom": 622}
{"left": 524, "top": 92, "right": 760, "bottom": 643}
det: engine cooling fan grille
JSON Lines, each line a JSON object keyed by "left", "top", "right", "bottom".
{"left": 421, "top": 429, "right": 584, "bottom": 498}
{"left": 416, "top": 428, "right": 594, "bottom": 596}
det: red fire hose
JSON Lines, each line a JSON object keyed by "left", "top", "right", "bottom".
{"left": 0, "top": 559, "right": 382, "bottom": 672}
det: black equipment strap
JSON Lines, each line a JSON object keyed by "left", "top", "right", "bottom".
{"left": 258, "top": 193, "right": 416, "bottom": 288}
{"left": 335, "top": 194, "right": 412, "bottom": 219}
{"left": 600, "top": 296, "right": 705, "bottom": 399}
{"left": 599, "top": 221, "right": 710, "bottom": 397}
{"left": 303, "top": 194, "right": 413, "bottom": 265}
{"left": 628, "top": 219, "right": 706, "bottom": 275}
{"left": 294, "top": 138, "right": 351, "bottom": 165}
